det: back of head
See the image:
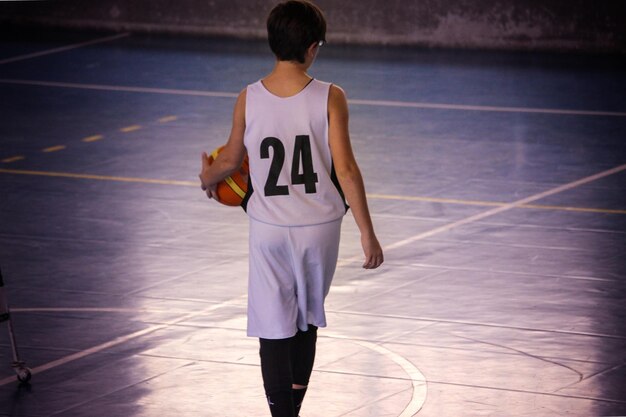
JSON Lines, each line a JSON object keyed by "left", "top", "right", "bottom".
{"left": 267, "top": 0, "right": 326, "bottom": 64}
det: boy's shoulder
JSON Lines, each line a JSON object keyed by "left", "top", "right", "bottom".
{"left": 328, "top": 82, "right": 345, "bottom": 95}
{"left": 328, "top": 83, "right": 347, "bottom": 104}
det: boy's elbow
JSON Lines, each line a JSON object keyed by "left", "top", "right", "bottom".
{"left": 335, "top": 163, "right": 361, "bottom": 183}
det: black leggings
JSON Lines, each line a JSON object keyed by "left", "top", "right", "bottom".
{"left": 259, "top": 325, "right": 318, "bottom": 415}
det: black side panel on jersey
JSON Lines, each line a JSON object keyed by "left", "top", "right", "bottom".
{"left": 241, "top": 177, "right": 254, "bottom": 212}
{"left": 330, "top": 161, "right": 349, "bottom": 212}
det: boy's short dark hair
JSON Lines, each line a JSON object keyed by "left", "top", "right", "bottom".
{"left": 267, "top": 0, "right": 326, "bottom": 64}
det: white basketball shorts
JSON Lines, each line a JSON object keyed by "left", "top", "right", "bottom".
{"left": 247, "top": 217, "right": 342, "bottom": 339}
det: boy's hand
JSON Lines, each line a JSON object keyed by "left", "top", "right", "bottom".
{"left": 362, "top": 234, "right": 384, "bottom": 269}
{"left": 199, "top": 152, "right": 211, "bottom": 190}
{"left": 205, "top": 184, "right": 219, "bottom": 201}
{"left": 199, "top": 153, "right": 220, "bottom": 201}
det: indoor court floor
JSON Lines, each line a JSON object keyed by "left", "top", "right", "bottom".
{"left": 1, "top": 29, "right": 626, "bottom": 417}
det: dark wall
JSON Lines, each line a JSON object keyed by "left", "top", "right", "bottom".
{"left": 1, "top": 0, "right": 625, "bottom": 52}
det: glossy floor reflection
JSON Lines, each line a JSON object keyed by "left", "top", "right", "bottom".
{"left": 1, "top": 28, "right": 625, "bottom": 416}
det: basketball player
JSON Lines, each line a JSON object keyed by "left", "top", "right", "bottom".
{"left": 199, "top": 1, "right": 383, "bottom": 415}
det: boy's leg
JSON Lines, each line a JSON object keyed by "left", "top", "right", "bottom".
{"left": 260, "top": 337, "right": 295, "bottom": 417}
{"left": 291, "top": 325, "right": 318, "bottom": 415}
{"left": 287, "top": 219, "right": 340, "bottom": 414}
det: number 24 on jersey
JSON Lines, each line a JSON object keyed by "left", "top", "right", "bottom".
{"left": 260, "top": 135, "right": 319, "bottom": 196}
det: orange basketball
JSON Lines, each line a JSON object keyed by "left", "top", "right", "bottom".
{"left": 207, "top": 146, "right": 249, "bottom": 206}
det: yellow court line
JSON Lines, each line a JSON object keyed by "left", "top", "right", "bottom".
{"left": 0, "top": 168, "right": 624, "bottom": 215}
{"left": 520, "top": 203, "right": 626, "bottom": 215}
{"left": 158, "top": 115, "right": 178, "bottom": 123}
{"left": 120, "top": 125, "right": 142, "bottom": 133}
{"left": 0, "top": 168, "right": 196, "bottom": 186}
{"left": 82, "top": 134, "right": 104, "bottom": 143}
{"left": 42, "top": 145, "right": 66, "bottom": 153}
{"left": 1, "top": 156, "right": 25, "bottom": 163}
{"left": 367, "top": 193, "right": 503, "bottom": 207}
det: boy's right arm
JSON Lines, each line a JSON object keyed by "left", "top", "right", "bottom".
{"left": 199, "top": 89, "right": 247, "bottom": 199}
{"left": 328, "top": 85, "right": 383, "bottom": 269}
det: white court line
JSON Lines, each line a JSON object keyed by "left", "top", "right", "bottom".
{"left": 0, "top": 79, "right": 239, "bottom": 98}
{"left": 10, "top": 307, "right": 186, "bottom": 314}
{"left": 356, "top": 341, "right": 427, "bottom": 416}
{"left": 333, "top": 164, "right": 626, "bottom": 416}
{"left": 349, "top": 98, "right": 626, "bottom": 117}
{"left": 3, "top": 305, "right": 428, "bottom": 417}
{"left": 2, "top": 169, "right": 623, "bottom": 414}
{"left": 0, "top": 39, "right": 620, "bottom": 416}
{"left": 0, "top": 295, "right": 247, "bottom": 387}
{"left": 335, "top": 309, "right": 626, "bottom": 341}
{"left": 0, "top": 33, "right": 130, "bottom": 65}
{"left": 0, "top": 78, "right": 624, "bottom": 117}
{"left": 339, "top": 163, "right": 626, "bottom": 267}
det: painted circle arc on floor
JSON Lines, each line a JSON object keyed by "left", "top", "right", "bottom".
{"left": 5, "top": 307, "right": 428, "bottom": 416}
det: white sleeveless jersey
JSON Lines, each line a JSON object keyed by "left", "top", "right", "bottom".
{"left": 242, "top": 79, "right": 347, "bottom": 226}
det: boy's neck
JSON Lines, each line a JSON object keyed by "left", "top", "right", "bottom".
{"left": 270, "top": 60, "right": 312, "bottom": 78}
{"left": 262, "top": 60, "right": 314, "bottom": 98}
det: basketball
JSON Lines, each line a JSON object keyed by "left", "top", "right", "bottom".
{"left": 207, "top": 146, "right": 249, "bottom": 206}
